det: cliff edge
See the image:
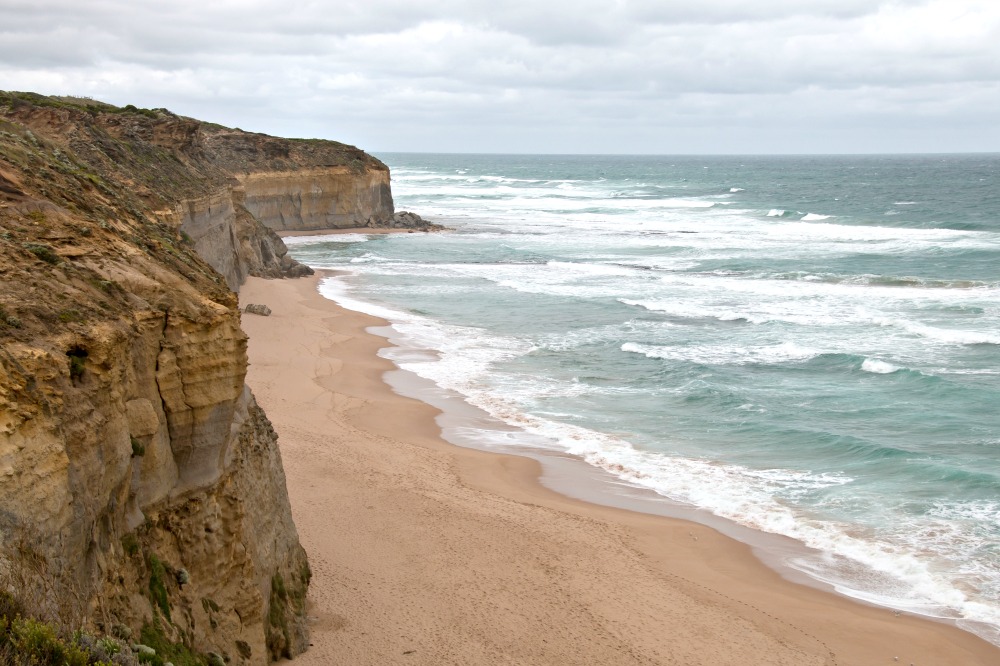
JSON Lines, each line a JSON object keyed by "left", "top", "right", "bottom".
{"left": 0, "top": 92, "right": 396, "bottom": 291}
{"left": 0, "top": 92, "right": 386, "bottom": 663}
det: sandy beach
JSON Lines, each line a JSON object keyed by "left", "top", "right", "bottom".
{"left": 240, "top": 273, "right": 999, "bottom": 666}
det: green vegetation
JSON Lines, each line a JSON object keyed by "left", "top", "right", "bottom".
{"left": 0, "top": 305, "right": 22, "bottom": 329}
{"left": 120, "top": 104, "right": 159, "bottom": 119}
{"left": 267, "top": 573, "right": 290, "bottom": 658}
{"left": 0, "top": 616, "right": 95, "bottom": 665}
{"left": 131, "top": 436, "right": 146, "bottom": 458}
{"left": 59, "top": 308, "right": 83, "bottom": 323}
{"left": 122, "top": 533, "right": 140, "bottom": 558}
{"left": 0, "top": 590, "right": 126, "bottom": 665}
{"left": 22, "top": 241, "right": 59, "bottom": 264}
{"left": 147, "top": 554, "right": 171, "bottom": 621}
{"left": 139, "top": 620, "right": 206, "bottom": 666}
{"left": 267, "top": 569, "right": 308, "bottom": 659}
{"left": 66, "top": 347, "right": 87, "bottom": 381}
{"left": 1, "top": 91, "right": 166, "bottom": 120}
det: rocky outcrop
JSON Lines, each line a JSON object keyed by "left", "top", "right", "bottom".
{"left": 385, "top": 210, "right": 446, "bottom": 232}
{"left": 0, "top": 92, "right": 322, "bottom": 663}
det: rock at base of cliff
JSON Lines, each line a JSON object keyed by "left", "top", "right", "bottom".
{"left": 244, "top": 304, "right": 272, "bottom": 316}
{"left": 370, "top": 210, "right": 446, "bottom": 232}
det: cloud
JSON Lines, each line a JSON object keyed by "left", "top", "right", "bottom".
{"left": 1, "top": 0, "right": 998, "bottom": 152}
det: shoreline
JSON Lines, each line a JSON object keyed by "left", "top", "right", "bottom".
{"left": 241, "top": 273, "right": 999, "bottom": 665}
{"left": 278, "top": 227, "right": 432, "bottom": 238}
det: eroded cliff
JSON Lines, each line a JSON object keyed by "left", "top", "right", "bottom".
{"left": 0, "top": 92, "right": 395, "bottom": 291}
{"left": 0, "top": 92, "right": 372, "bottom": 663}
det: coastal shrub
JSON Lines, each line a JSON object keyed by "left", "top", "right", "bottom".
{"left": 59, "top": 308, "right": 83, "bottom": 323}
{"left": 122, "top": 533, "right": 140, "bottom": 558}
{"left": 67, "top": 347, "right": 87, "bottom": 381}
{"left": 0, "top": 616, "right": 97, "bottom": 666}
{"left": 119, "top": 104, "right": 159, "bottom": 119}
{"left": 147, "top": 554, "right": 171, "bottom": 621}
{"left": 131, "top": 436, "right": 146, "bottom": 457}
{"left": 0, "top": 305, "right": 23, "bottom": 329}
{"left": 0, "top": 590, "right": 24, "bottom": 621}
{"left": 138, "top": 621, "right": 206, "bottom": 666}
{"left": 23, "top": 241, "right": 59, "bottom": 264}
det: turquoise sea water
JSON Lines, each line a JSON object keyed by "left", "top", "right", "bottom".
{"left": 286, "top": 153, "right": 1000, "bottom": 643}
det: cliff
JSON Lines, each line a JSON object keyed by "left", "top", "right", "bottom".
{"left": 0, "top": 92, "right": 389, "bottom": 663}
{"left": 0, "top": 92, "right": 395, "bottom": 291}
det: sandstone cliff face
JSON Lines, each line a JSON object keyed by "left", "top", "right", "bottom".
{"left": 0, "top": 92, "right": 343, "bottom": 663}
{"left": 169, "top": 187, "right": 312, "bottom": 292}
{"left": 241, "top": 166, "right": 393, "bottom": 232}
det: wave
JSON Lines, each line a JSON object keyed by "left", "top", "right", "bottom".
{"left": 315, "top": 271, "right": 1000, "bottom": 646}
{"left": 861, "top": 358, "right": 900, "bottom": 374}
{"left": 802, "top": 213, "right": 833, "bottom": 221}
{"left": 730, "top": 187, "right": 745, "bottom": 193}
{"left": 617, "top": 298, "right": 768, "bottom": 324}
{"left": 282, "top": 233, "right": 371, "bottom": 246}
{"left": 621, "top": 344, "right": 919, "bottom": 378}
{"left": 349, "top": 252, "right": 390, "bottom": 264}
{"left": 765, "top": 272, "right": 993, "bottom": 291}
{"left": 622, "top": 340, "right": 820, "bottom": 366}
{"left": 877, "top": 318, "right": 1000, "bottom": 346}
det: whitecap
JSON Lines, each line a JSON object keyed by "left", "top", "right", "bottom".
{"left": 621, "top": 340, "right": 819, "bottom": 366}
{"left": 730, "top": 187, "right": 745, "bottom": 193}
{"left": 802, "top": 213, "right": 833, "bottom": 221}
{"left": 877, "top": 318, "right": 1000, "bottom": 346}
{"left": 766, "top": 209, "right": 785, "bottom": 217}
{"left": 349, "top": 252, "right": 389, "bottom": 264}
{"left": 861, "top": 358, "right": 899, "bottom": 374}
{"left": 282, "top": 233, "right": 370, "bottom": 245}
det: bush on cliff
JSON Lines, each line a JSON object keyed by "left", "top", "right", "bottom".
{"left": 0, "top": 590, "right": 131, "bottom": 665}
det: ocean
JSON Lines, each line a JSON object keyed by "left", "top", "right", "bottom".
{"left": 284, "top": 153, "right": 1000, "bottom": 644}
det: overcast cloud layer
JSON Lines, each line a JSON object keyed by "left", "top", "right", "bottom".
{"left": 1, "top": 0, "right": 998, "bottom": 153}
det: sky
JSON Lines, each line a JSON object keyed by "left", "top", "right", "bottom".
{"left": 1, "top": 0, "right": 998, "bottom": 154}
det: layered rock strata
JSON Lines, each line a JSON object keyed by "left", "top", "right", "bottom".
{"left": 241, "top": 167, "right": 393, "bottom": 232}
{"left": 0, "top": 92, "right": 395, "bottom": 663}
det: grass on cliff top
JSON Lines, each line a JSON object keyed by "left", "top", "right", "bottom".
{"left": 0, "top": 91, "right": 171, "bottom": 119}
